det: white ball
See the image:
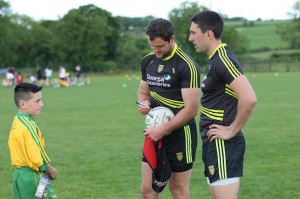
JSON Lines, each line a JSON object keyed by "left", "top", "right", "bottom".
{"left": 145, "top": 107, "right": 174, "bottom": 129}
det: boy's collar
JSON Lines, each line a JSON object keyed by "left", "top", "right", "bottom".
{"left": 17, "top": 113, "right": 35, "bottom": 121}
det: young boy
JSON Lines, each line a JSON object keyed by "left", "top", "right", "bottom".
{"left": 8, "top": 82, "right": 58, "bottom": 198}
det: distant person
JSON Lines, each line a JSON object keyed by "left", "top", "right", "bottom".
{"left": 45, "top": 66, "right": 53, "bottom": 86}
{"left": 2, "top": 77, "right": 10, "bottom": 87}
{"left": 58, "top": 66, "right": 68, "bottom": 87}
{"left": 7, "top": 66, "right": 16, "bottom": 85}
{"left": 29, "top": 73, "right": 36, "bottom": 84}
{"left": 137, "top": 18, "right": 200, "bottom": 199}
{"left": 6, "top": 71, "right": 15, "bottom": 86}
{"left": 75, "top": 65, "right": 82, "bottom": 80}
{"left": 8, "top": 82, "right": 58, "bottom": 198}
{"left": 66, "top": 72, "right": 75, "bottom": 86}
{"left": 58, "top": 66, "right": 66, "bottom": 80}
{"left": 189, "top": 11, "right": 257, "bottom": 199}
{"left": 82, "top": 74, "right": 90, "bottom": 86}
{"left": 36, "top": 65, "right": 44, "bottom": 86}
{"left": 16, "top": 71, "right": 23, "bottom": 84}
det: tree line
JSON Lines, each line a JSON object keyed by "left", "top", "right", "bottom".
{"left": 0, "top": 1, "right": 299, "bottom": 73}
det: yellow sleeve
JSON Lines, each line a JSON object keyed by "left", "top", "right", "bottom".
{"left": 8, "top": 116, "right": 50, "bottom": 172}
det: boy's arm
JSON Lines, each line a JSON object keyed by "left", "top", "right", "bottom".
{"left": 45, "top": 163, "right": 58, "bottom": 180}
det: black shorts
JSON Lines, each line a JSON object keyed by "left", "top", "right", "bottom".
{"left": 143, "top": 123, "right": 198, "bottom": 172}
{"left": 202, "top": 135, "right": 245, "bottom": 183}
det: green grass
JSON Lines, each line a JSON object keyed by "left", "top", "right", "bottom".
{"left": 0, "top": 72, "right": 299, "bottom": 198}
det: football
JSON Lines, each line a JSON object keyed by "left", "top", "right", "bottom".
{"left": 145, "top": 107, "right": 174, "bottom": 129}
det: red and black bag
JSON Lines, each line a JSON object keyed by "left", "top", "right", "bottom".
{"left": 143, "top": 137, "right": 171, "bottom": 193}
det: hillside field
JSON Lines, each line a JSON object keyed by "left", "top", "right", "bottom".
{"left": 226, "top": 20, "right": 290, "bottom": 51}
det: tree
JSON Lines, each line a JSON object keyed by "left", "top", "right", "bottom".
{"left": 0, "top": 0, "right": 14, "bottom": 66}
{"left": 277, "top": 0, "right": 300, "bottom": 49}
{"left": 51, "top": 4, "right": 121, "bottom": 71}
{"left": 116, "top": 36, "right": 149, "bottom": 70}
{"left": 169, "top": 2, "right": 209, "bottom": 66}
{"left": 222, "top": 26, "right": 249, "bottom": 54}
{"left": 169, "top": 1, "right": 249, "bottom": 67}
{"left": 118, "top": 15, "right": 154, "bottom": 31}
{"left": 9, "top": 15, "right": 54, "bottom": 67}
{"left": 0, "top": 0, "right": 9, "bottom": 15}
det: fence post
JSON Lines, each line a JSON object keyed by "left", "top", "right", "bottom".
{"left": 268, "top": 60, "right": 272, "bottom": 72}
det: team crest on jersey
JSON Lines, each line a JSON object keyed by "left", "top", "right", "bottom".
{"left": 176, "top": 152, "right": 183, "bottom": 161}
{"left": 208, "top": 165, "right": 215, "bottom": 176}
{"left": 158, "top": 65, "right": 164, "bottom": 73}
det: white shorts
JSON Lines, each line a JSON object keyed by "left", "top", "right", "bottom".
{"left": 207, "top": 177, "right": 240, "bottom": 186}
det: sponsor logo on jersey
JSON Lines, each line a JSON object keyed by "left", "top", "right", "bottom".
{"left": 147, "top": 74, "right": 171, "bottom": 87}
{"left": 164, "top": 74, "right": 171, "bottom": 80}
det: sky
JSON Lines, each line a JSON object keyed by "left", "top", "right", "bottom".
{"left": 8, "top": 0, "right": 296, "bottom": 21}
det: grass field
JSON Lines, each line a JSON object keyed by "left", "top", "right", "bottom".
{"left": 0, "top": 72, "right": 299, "bottom": 198}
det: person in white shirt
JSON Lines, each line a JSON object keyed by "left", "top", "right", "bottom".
{"left": 59, "top": 66, "right": 66, "bottom": 80}
{"left": 44, "top": 66, "right": 53, "bottom": 86}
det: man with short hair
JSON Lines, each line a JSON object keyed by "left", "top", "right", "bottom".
{"left": 137, "top": 18, "right": 201, "bottom": 199}
{"left": 189, "top": 11, "right": 257, "bottom": 199}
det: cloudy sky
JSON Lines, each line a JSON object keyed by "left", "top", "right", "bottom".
{"left": 9, "top": 0, "right": 296, "bottom": 21}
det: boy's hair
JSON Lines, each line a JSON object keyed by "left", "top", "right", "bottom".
{"left": 14, "top": 82, "right": 42, "bottom": 108}
{"left": 146, "top": 18, "right": 175, "bottom": 41}
{"left": 190, "top": 11, "right": 224, "bottom": 39}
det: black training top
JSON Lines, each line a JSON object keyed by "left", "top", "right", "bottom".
{"left": 200, "top": 44, "right": 243, "bottom": 140}
{"left": 141, "top": 43, "right": 200, "bottom": 121}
